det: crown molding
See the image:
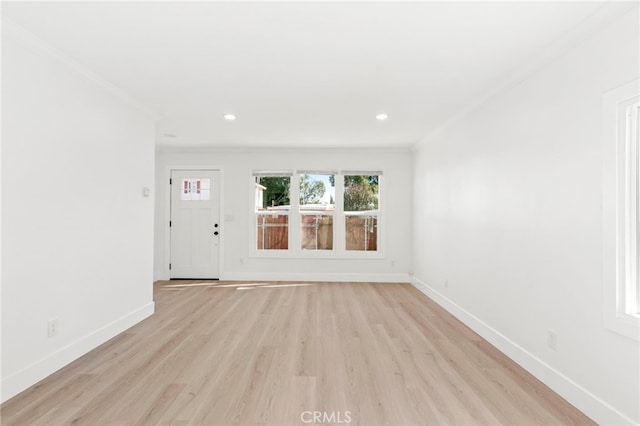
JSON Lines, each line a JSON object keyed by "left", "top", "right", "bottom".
{"left": 155, "top": 145, "right": 412, "bottom": 155}
{"left": 2, "top": 18, "right": 163, "bottom": 121}
{"left": 412, "top": 1, "right": 638, "bottom": 151}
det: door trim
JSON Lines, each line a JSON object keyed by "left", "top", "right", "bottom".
{"left": 164, "top": 165, "right": 224, "bottom": 280}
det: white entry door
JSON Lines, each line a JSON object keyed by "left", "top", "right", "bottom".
{"left": 170, "top": 170, "right": 220, "bottom": 279}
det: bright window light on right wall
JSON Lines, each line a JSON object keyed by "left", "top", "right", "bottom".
{"left": 603, "top": 78, "right": 640, "bottom": 341}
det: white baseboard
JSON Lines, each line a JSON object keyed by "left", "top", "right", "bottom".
{"left": 155, "top": 269, "right": 410, "bottom": 283}
{"left": 0, "top": 302, "right": 155, "bottom": 404}
{"left": 410, "top": 276, "right": 635, "bottom": 426}
{"left": 221, "top": 271, "right": 410, "bottom": 283}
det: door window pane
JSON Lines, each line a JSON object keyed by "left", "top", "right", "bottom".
{"left": 181, "top": 178, "right": 210, "bottom": 200}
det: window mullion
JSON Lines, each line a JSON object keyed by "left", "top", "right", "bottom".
{"left": 290, "top": 172, "right": 301, "bottom": 254}
{"left": 335, "top": 174, "right": 345, "bottom": 253}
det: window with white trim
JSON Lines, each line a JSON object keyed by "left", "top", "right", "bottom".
{"left": 344, "top": 173, "right": 379, "bottom": 251}
{"left": 623, "top": 101, "right": 639, "bottom": 318}
{"left": 603, "top": 79, "right": 640, "bottom": 340}
{"left": 299, "top": 172, "right": 335, "bottom": 251}
{"left": 254, "top": 172, "right": 291, "bottom": 250}
{"left": 252, "top": 170, "right": 382, "bottom": 256}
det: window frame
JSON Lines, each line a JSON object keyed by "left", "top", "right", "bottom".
{"left": 253, "top": 172, "right": 292, "bottom": 253}
{"left": 342, "top": 172, "right": 381, "bottom": 252}
{"left": 250, "top": 170, "right": 384, "bottom": 259}
{"left": 298, "top": 171, "right": 337, "bottom": 252}
{"left": 603, "top": 79, "right": 640, "bottom": 341}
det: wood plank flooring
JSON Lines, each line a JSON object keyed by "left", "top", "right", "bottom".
{"left": 1, "top": 281, "right": 595, "bottom": 425}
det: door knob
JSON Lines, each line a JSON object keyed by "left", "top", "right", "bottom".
{"left": 214, "top": 231, "right": 219, "bottom": 236}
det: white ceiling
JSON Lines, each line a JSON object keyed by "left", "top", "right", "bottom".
{"left": 1, "top": 1, "right": 623, "bottom": 148}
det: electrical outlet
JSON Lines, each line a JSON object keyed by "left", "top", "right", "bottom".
{"left": 547, "top": 330, "right": 557, "bottom": 351}
{"left": 47, "top": 318, "right": 58, "bottom": 338}
{"left": 391, "top": 260, "right": 396, "bottom": 267}
{"left": 444, "top": 279, "right": 449, "bottom": 288}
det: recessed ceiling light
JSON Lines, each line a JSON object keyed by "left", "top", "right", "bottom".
{"left": 224, "top": 113, "right": 236, "bottom": 121}
{"left": 376, "top": 113, "right": 388, "bottom": 121}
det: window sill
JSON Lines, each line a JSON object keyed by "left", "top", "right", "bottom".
{"left": 605, "top": 313, "right": 640, "bottom": 341}
{"left": 250, "top": 250, "right": 385, "bottom": 260}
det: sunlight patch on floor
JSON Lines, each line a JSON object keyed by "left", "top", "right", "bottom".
{"left": 236, "top": 283, "right": 313, "bottom": 290}
{"left": 163, "top": 282, "right": 219, "bottom": 288}
{"left": 162, "top": 282, "right": 316, "bottom": 290}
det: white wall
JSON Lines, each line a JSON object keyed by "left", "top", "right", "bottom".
{"left": 1, "top": 23, "right": 156, "bottom": 402}
{"left": 412, "top": 9, "right": 639, "bottom": 425}
{"left": 155, "top": 148, "right": 412, "bottom": 282}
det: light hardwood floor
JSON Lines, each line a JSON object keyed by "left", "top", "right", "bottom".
{"left": 1, "top": 281, "right": 595, "bottom": 426}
